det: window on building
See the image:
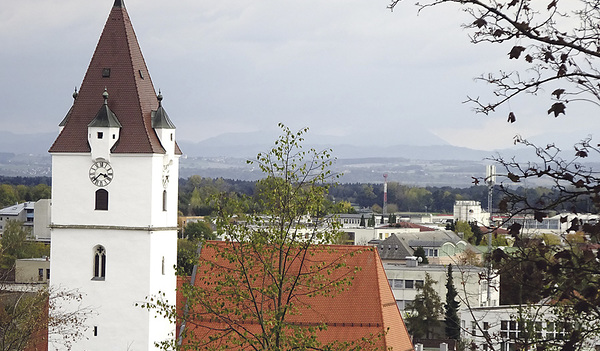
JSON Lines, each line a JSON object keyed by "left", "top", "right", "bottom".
{"left": 415, "top": 280, "right": 424, "bottom": 289}
{"left": 38, "top": 268, "right": 43, "bottom": 281}
{"left": 535, "top": 322, "right": 543, "bottom": 339}
{"left": 95, "top": 189, "right": 108, "bottom": 211}
{"left": 93, "top": 245, "right": 106, "bottom": 280}
{"left": 405, "top": 280, "right": 414, "bottom": 289}
{"left": 509, "top": 320, "right": 519, "bottom": 339}
{"left": 46, "top": 268, "right": 50, "bottom": 279}
{"left": 396, "top": 300, "right": 413, "bottom": 310}
{"left": 425, "top": 248, "right": 439, "bottom": 257}
{"left": 94, "top": 326, "right": 98, "bottom": 336}
{"left": 162, "top": 256, "right": 165, "bottom": 275}
{"left": 97, "top": 132, "right": 103, "bottom": 139}
{"left": 163, "top": 190, "right": 167, "bottom": 211}
{"left": 500, "top": 320, "right": 508, "bottom": 338}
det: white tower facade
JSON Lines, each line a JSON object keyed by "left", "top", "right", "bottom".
{"left": 48, "top": 1, "right": 181, "bottom": 349}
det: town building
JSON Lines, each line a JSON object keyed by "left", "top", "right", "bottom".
{"left": 48, "top": 0, "right": 180, "bottom": 349}
{"left": 0, "top": 199, "right": 51, "bottom": 241}
{"left": 385, "top": 261, "right": 498, "bottom": 312}
{"left": 0, "top": 201, "right": 34, "bottom": 233}
{"left": 454, "top": 200, "right": 489, "bottom": 226}
{"left": 461, "top": 304, "right": 600, "bottom": 351}
{"left": 15, "top": 257, "right": 50, "bottom": 284}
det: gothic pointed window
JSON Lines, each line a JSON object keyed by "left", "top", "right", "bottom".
{"left": 95, "top": 189, "right": 108, "bottom": 210}
{"left": 93, "top": 245, "right": 106, "bottom": 280}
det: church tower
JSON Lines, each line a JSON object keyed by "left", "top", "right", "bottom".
{"left": 49, "top": 1, "right": 180, "bottom": 349}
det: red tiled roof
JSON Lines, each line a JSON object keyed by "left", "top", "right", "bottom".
{"left": 177, "top": 242, "right": 413, "bottom": 350}
{"left": 49, "top": 2, "right": 181, "bottom": 155}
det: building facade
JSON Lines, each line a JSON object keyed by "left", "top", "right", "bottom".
{"left": 48, "top": 1, "right": 180, "bottom": 350}
{"left": 385, "top": 262, "right": 499, "bottom": 311}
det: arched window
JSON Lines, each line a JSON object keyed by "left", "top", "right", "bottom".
{"left": 93, "top": 245, "right": 106, "bottom": 280}
{"left": 162, "top": 190, "right": 167, "bottom": 212}
{"left": 95, "top": 189, "right": 108, "bottom": 211}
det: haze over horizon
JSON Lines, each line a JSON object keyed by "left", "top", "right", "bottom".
{"left": 1, "top": 0, "right": 598, "bottom": 152}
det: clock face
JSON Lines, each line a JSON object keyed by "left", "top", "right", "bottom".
{"left": 89, "top": 160, "right": 114, "bottom": 187}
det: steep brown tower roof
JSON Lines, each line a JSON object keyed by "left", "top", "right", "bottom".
{"left": 50, "top": 0, "right": 180, "bottom": 154}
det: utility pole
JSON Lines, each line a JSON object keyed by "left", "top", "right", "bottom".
{"left": 383, "top": 173, "right": 388, "bottom": 219}
{"left": 485, "top": 165, "right": 496, "bottom": 305}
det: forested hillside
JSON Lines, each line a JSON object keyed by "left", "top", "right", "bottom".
{"left": 1, "top": 176, "right": 572, "bottom": 216}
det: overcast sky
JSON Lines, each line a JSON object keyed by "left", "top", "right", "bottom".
{"left": 1, "top": 0, "right": 597, "bottom": 151}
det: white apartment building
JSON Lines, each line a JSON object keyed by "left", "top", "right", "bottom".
{"left": 384, "top": 262, "right": 499, "bottom": 311}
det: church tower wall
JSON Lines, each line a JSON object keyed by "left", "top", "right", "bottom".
{"left": 48, "top": 1, "right": 181, "bottom": 349}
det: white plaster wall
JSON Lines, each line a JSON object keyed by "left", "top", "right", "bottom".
{"left": 34, "top": 199, "right": 51, "bottom": 240}
{"left": 51, "top": 154, "right": 179, "bottom": 228}
{"left": 384, "top": 265, "right": 496, "bottom": 309}
{"left": 50, "top": 149, "right": 179, "bottom": 351}
{"left": 340, "top": 228, "right": 376, "bottom": 245}
{"left": 88, "top": 126, "right": 120, "bottom": 161}
{"left": 49, "top": 228, "right": 177, "bottom": 351}
{"left": 15, "top": 258, "right": 50, "bottom": 283}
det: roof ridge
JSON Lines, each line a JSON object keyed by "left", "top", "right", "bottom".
{"left": 116, "top": 4, "right": 164, "bottom": 154}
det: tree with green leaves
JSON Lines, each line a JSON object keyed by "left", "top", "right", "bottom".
{"left": 385, "top": 1, "right": 600, "bottom": 346}
{"left": 406, "top": 273, "right": 443, "bottom": 339}
{"left": 144, "top": 124, "right": 381, "bottom": 351}
{"left": 182, "top": 220, "right": 215, "bottom": 241}
{"left": 389, "top": 0, "right": 600, "bottom": 122}
{"left": 368, "top": 214, "right": 375, "bottom": 227}
{"left": 413, "top": 246, "right": 429, "bottom": 265}
{"left": 444, "top": 264, "right": 460, "bottom": 340}
{"left": 469, "top": 222, "right": 484, "bottom": 246}
{"left": 176, "top": 238, "right": 199, "bottom": 276}
{"left": 359, "top": 214, "right": 366, "bottom": 227}
{"left": 0, "top": 220, "right": 90, "bottom": 350}
{"left": 0, "top": 220, "right": 49, "bottom": 269}
{"left": 453, "top": 220, "right": 474, "bottom": 244}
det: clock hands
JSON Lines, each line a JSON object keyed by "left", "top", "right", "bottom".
{"left": 89, "top": 161, "right": 114, "bottom": 186}
{"left": 93, "top": 172, "right": 109, "bottom": 181}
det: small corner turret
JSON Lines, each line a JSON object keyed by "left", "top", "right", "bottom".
{"left": 87, "top": 89, "right": 122, "bottom": 160}
{"left": 58, "top": 88, "right": 78, "bottom": 133}
{"left": 152, "top": 91, "right": 176, "bottom": 158}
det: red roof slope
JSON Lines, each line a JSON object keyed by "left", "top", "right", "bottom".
{"left": 49, "top": 1, "right": 180, "bottom": 154}
{"left": 178, "top": 242, "right": 413, "bottom": 350}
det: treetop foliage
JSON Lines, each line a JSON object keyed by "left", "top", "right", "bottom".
{"left": 0, "top": 220, "right": 49, "bottom": 269}
{"left": 406, "top": 273, "right": 443, "bottom": 340}
{"left": 146, "top": 124, "right": 383, "bottom": 351}
{"left": 0, "top": 183, "right": 50, "bottom": 208}
{"left": 385, "top": 1, "right": 600, "bottom": 348}
{"left": 389, "top": 0, "right": 600, "bottom": 122}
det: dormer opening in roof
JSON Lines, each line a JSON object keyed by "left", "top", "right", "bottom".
{"left": 152, "top": 91, "right": 176, "bottom": 158}
{"left": 58, "top": 88, "right": 79, "bottom": 133}
{"left": 88, "top": 89, "right": 122, "bottom": 160}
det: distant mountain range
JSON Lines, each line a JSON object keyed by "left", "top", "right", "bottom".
{"left": 0, "top": 130, "right": 588, "bottom": 187}
{"left": 1, "top": 130, "right": 499, "bottom": 160}
{"left": 176, "top": 131, "right": 495, "bottom": 161}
